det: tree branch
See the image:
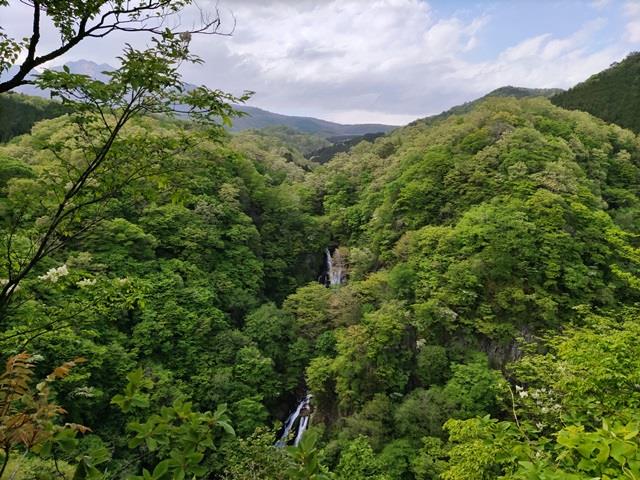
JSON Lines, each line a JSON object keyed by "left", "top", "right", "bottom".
{"left": 0, "top": 0, "right": 230, "bottom": 94}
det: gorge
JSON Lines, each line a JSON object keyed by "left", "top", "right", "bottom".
{"left": 1, "top": 30, "right": 640, "bottom": 477}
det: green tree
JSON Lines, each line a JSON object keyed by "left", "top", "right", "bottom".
{"left": 335, "top": 436, "right": 380, "bottom": 480}
{"left": 222, "top": 429, "right": 290, "bottom": 480}
{"left": 112, "top": 368, "right": 235, "bottom": 479}
{"left": 333, "top": 302, "right": 412, "bottom": 410}
{"left": 286, "top": 430, "right": 333, "bottom": 480}
{"left": 284, "top": 283, "right": 332, "bottom": 341}
{"left": 0, "top": 35, "right": 249, "bottom": 317}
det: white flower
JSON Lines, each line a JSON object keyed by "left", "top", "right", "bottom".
{"left": 515, "top": 385, "right": 523, "bottom": 392}
{"left": 77, "top": 278, "right": 96, "bottom": 288}
{"left": 38, "top": 264, "right": 69, "bottom": 283}
{"left": 72, "top": 386, "right": 96, "bottom": 398}
{"left": 518, "top": 390, "right": 529, "bottom": 398}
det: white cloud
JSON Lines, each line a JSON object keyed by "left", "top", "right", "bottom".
{"left": 500, "top": 34, "right": 552, "bottom": 62}
{"left": 0, "top": 0, "right": 629, "bottom": 124}
{"left": 215, "top": 0, "right": 486, "bottom": 83}
{"left": 329, "top": 109, "right": 417, "bottom": 125}
{"left": 625, "top": 2, "right": 640, "bottom": 42}
{"left": 469, "top": 46, "right": 620, "bottom": 91}
{"left": 543, "top": 19, "right": 606, "bottom": 59}
{"left": 453, "top": 17, "right": 618, "bottom": 97}
{"left": 627, "top": 20, "right": 640, "bottom": 42}
{"left": 194, "top": 0, "right": 621, "bottom": 123}
{"left": 625, "top": 1, "right": 640, "bottom": 16}
{"left": 591, "top": 0, "right": 612, "bottom": 9}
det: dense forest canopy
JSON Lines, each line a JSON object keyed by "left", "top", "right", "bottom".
{"left": 552, "top": 52, "right": 640, "bottom": 133}
{"left": 3, "top": 91, "right": 640, "bottom": 479}
{"left": 2, "top": 1, "right": 640, "bottom": 478}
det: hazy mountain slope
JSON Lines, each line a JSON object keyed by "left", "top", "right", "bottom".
{"left": 232, "top": 105, "right": 396, "bottom": 137}
{"left": 0, "top": 59, "right": 396, "bottom": 138}
{"left": 0, "top": 60, "right": 114, "bottom": 97}
{"left": 53, "top": 59, "right": 115, "bottom": 82}
{"left": 551, "top": 52, "right": 640, "bottom": 132}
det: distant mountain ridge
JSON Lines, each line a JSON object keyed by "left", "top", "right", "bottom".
{"left": 54, "top": 60, "right": 114, "bottom": 82}
{"left": 551, "top": 52, "right": 640, "bottom": 133}
{"left": 0, "top": 60, "right": 115, "bottom": 97}
{"left": 0, "top": 59, "right": 396, "bottom": 137}
{"left": 232, "top": 105, "right": 396, "bottom": 138}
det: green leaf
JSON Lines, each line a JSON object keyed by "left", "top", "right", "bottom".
{"left": 173, "top": 469, "right": 185, "bottom": 480}
{"left": 610, "top": 440, "right": 636, "bottom": 465}
{"left": 217, "top": 420, "right": 235, "bottom": 436}
{"left": 595, "top": 443, "right": 610, "bottom": 464}
{"left": 146, "top": 437, "right": 159, "bottom": 452}
{"left": 577, "top": 442, "right": 596, "bottom": 458}
{"left": 624, "top": 429, "right": 639, "bottom": 441}
{"left": 152, "top": 460, "right": 170, "bottom": 479}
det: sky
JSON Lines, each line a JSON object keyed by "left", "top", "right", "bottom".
{"left": 1, "top": 0, "right": 639, "bottom": 124}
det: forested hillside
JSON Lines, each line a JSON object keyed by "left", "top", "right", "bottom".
{"left": 296, "top": 97, "right": 640, "bottom": 478}
{"left": 0, "top": 93, "right": 67, "bottom": 141}
{"left": 231, "top": 105, "right": 396, "bottom": 137}
{"left": 414, "top": 86, "right": 563, "bottom": 127}
{"left": 0, "top": 111, "right": 331, "bottom": 478}
{"left": 4, "top": 87, "right": 640, "bottom": 479}
{"left": 552, "top": 52, "right": 640, "bottom": 132}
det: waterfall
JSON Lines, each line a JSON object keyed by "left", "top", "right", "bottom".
{"left": 276, "top": 246, "right": 344, "bottom": 448}
{"left": 294, "top": 414, "right": 310, "bottom": 446}
{"left": 276, "top": 394, "right": 312, "bottom": 447}
{"left": 326, "top": 248, "right": 345, "bottom": 286}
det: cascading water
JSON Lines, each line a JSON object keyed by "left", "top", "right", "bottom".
{"left": 326, "top": 248, "right": 345, "bottom": 286}
{"left": 277, "top": 247, "right": 344, "bottom": 447}
{"left": 294, "top": 413, "right": 310, "bottom": 446}
{"left": 276, "top": 394, "right": 312, "bottom": 447}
